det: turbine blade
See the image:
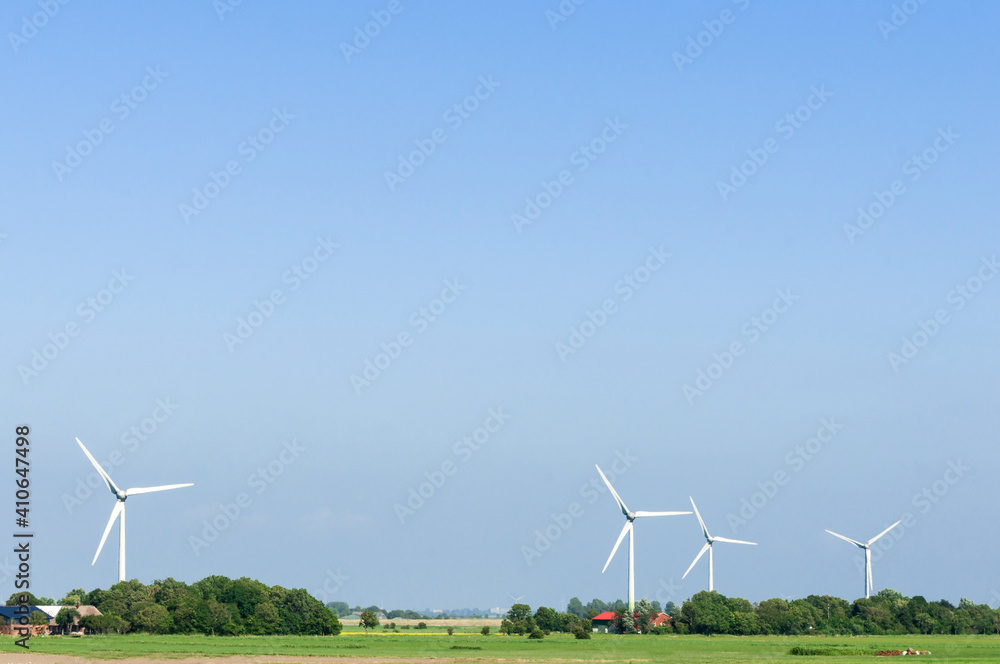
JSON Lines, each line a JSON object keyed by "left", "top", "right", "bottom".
{"left": 713, "top": 537, "right": 757, "bottom": 546}
{"left": 633, "top": 510, "right": 692, "bottom": 518}
{"left": 867, "top": 521, "right": 902, "bottom": 546}
{"left": 689, "top": 496, "right": 710, "bottom": 540}
{"left": 602, "top": 521, "right": 631, "bottom": 573}
{"left": 76, "top": 438, "right": 121, "bottom": 495}
{"left": 93, "top": 501, "right": 124, "bottom": 565}
{"left": 682, "top": 542, "right": 711, "bottom": 580}
{"left": 825, "top": 529, "right": 865, "bottom": 548}
{"left": 595, "top": 465, "right": 630, "bottom": 516}
{"left": 124, "top": 483, "right": 193, "bottom": 496}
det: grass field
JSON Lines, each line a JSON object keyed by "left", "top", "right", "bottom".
{"left": 6, "top": 632, "right": 1000, "bottom": 663}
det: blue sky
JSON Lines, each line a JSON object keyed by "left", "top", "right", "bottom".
{"left": 3, "top": 0, "right": 999, "bottom": 612}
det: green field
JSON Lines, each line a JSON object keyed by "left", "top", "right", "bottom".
{"left": 7, "top": 632, "right": 1000, "bottom": 662}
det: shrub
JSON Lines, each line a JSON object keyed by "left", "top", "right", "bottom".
{"left": 527, "top": 628, "right": 544, "bottom": 639}
{"left": 481, "top": 626, "right": 490, "bottom": 635}
{"left": 416, "top": 621, "right": 427, "bottom": 629}
{"left": 574, "top": 628, "right": 592, "bottom": 639}
{"left": 447, "top": 627, "right": 454, "bottom": 635}
{"left": 788, "top": 646, "right": 875, "bottom": 656}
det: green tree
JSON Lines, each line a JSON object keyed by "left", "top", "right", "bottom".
{"left": 481, "top": 625, "right": 490, "bottom": 635}
{"left": 505, "top": 603, "right": 535, "bottom": 635}
{"left": 55, "top": 607, "right": 81, "bottom": 633}
{"left": 804, "top": 594, "right": 850, "bottom": 632}
{"left": 253, "top": 601, "right": 280, "bottom": 634}
{"left": 756, "top": 598, "right": 799, "bottom": 634}
{"left": 914, "top": 612, "right": 935, "bottom": 634}
{"left": 58, "top": 588, "right": 87, "bottom": 605}
{"left": 28, "top": 610, "right": 49, "bottom": 625}
{"left": 5, "top": 592, "right": 54, "bottom": 606}
{"left": 533, "top": 606, "right": 559, "bottom": 631}
{"left": 567, "top": 597, "right": 586, "bottom": 618}
{"left": 80, "top": 613, "right": 130, "bottom": 634}
{"left": 205, "top": 600, "right": 236, "bottom": 635}
{"left": 359, "top": 609, "right": 379, "bottom": 634}
{"left": 131, "top": 602, "right": 173, "bottom": 634}
{"left": 730, "top": 611, "right": 760, "bottom": 635}
{"left": 679, "top": 591, "right": 733, "bottom": 635}
{"left": 557, "top": 611, "right": 580, "bottom": 632}
{"left": 78, "top": 614, "right": 112, "bottom": 633}
{"left": 634, "top": 598, "right": 655, "bottom": 633}
{"left": 614, "top": 607, "right": 636, "bottom": 634}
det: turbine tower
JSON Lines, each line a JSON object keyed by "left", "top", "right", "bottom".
{"left": 825, "top": 521, "right": 901, "bottom": 598}
{"left": 77, "top": 437, "right": 193, "bottom": 583}
{"left": 596, "top": 465, "right": 690, "bottom": 612}
{"left": 682, "top": 496, "right": 756, "bottom": 591}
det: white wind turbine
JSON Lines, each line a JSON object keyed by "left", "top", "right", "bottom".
{"left": 76, "top": 437, "right": 193, "bottom": 583}
{"left": 596, "top": 465, "right": 690, "bottom": 612}
{"left": 682, "top": 497, "right": 756, "bottom": 591}
{"left": 825, "top": 521, "right": 901, "bottom": 599}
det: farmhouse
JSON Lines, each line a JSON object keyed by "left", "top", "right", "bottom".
{"left": 590, "top": 610, "right": 672, "bottom": 633}
{"left": 652, "top": 611, "right": 672, "bottom": 627}
{"left": 0, "top": 604, "right": 102, "bottom": 635}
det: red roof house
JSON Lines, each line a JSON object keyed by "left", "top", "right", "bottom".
{"left": 589, "top": 610, "right": 672, "bottom": 633}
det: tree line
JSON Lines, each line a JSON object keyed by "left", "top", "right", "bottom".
{"left": 6, "top": 576, "right": 341, "bottom": 636}
{"left": 498, "top": 590, "right": 1000, "bottom": 637}
{"left": 673, "top": 589, "right": 1000, "bottom": 635}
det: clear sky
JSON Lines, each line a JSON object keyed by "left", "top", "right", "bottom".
{"left": 3, "top": 0, "right": 999, "bottom": 612}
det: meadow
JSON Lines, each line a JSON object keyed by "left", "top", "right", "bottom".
{"left": 8, "top": 631, "right": 1000, "bottom": 663}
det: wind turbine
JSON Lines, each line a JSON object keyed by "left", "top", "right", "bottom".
{"left": 76, "top": 437, "right": 193, "bottom": 583}
{"left": 682, "top": 497, "right": 756, "bottom": 591}
{"left": 596, "top": 465, "right": 690, "bottom": 612}
{"left": 825, "top": 521, "right": 901, "bottom": 598}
